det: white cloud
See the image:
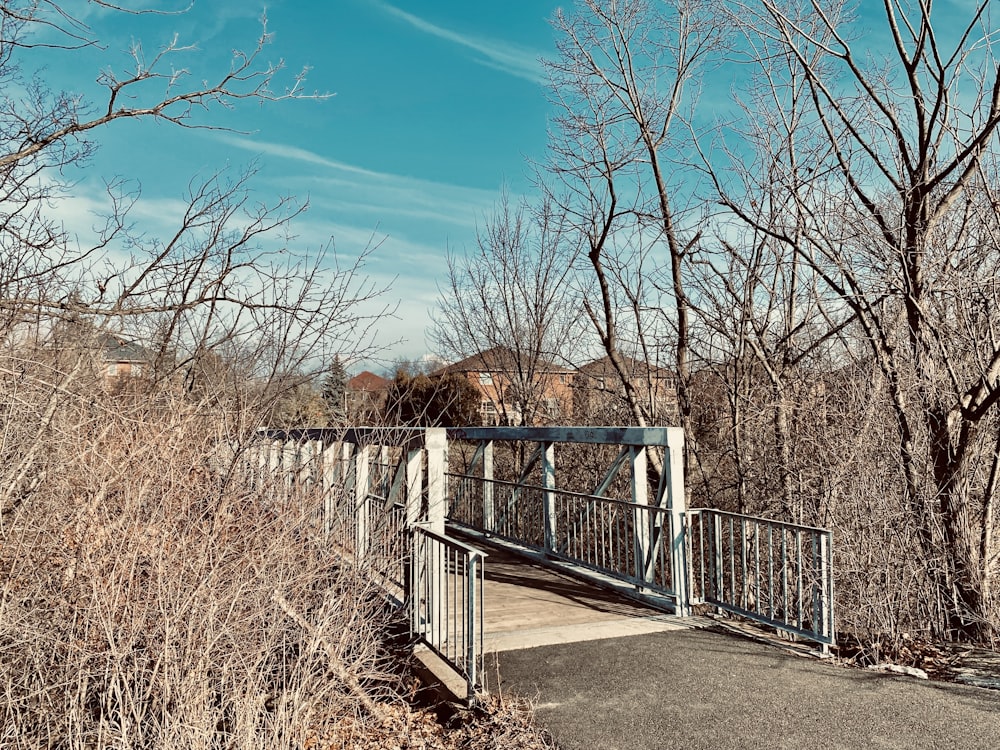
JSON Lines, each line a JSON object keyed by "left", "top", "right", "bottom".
{"left": 215, "top": 134, "right": 388, "bottom": 178}
{"left": 374, "top": 1, "right": 546, "bottom": 85}
{"left": 48, "top": 174, "right": 441, "bottom": 364}
{"left": 216, "top": 133, "right": 501, "bottom": 231}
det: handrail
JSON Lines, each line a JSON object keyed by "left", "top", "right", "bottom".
{"left": 410, "top": 524, "right": 487, "bottom": 697}
{"left": 688, "top": 507, "right": 832, "bottom": 535}
{"left": 447, "top": 471, "right": 673, "bottom": 512}
{"left": 687, "top": 508, "right": 835, "bottom": 650}
{"left": 413, "top": 521, "right": 489, "bottom": 558}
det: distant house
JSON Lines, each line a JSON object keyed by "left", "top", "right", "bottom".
{"left": 347, "top": 370, "right": 389, "bottom": 421}
{"left": 573, "top": 354, "right": 678, "bottom": 425}
{"left": 100, "top": 334, "right": 151, "bottom": 380}
{"left": 432, "top": 346, "right": 574, "bottom": 426}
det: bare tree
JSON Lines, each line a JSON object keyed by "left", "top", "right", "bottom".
{"left": 431, "top": 191, "right": 582, "bottom": 425}
{"left": 688, "top": 18, "right": 856, "bottom": 522}
{"left": 542, "top": 0, "right": 729, "bottom": 473}
{"left": 726, "top": 0, "right": 1000, "bottom": 638}
{"left": 0, "top": 2, "right": 389, "bottom": 513}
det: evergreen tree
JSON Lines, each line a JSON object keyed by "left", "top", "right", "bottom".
{"left": 321, "top": 355, "right": 349, "bottom": 422}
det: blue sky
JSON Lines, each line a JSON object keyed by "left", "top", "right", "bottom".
{"left": 37, "top": 0, "right": 562, "bottom": 371}
{"left": 30, "top": 0, "right": 989, "bottom": 374}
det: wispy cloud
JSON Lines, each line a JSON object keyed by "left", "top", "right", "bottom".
{"left": 374, "top": 1, "right": 546, "bottom": 85}
{"left": 51, "top": 172, "right": 447, "bottom": 362}
{"left": 216, "top": 134, "right": 387, "bottom": 178}
{"left": 216, "top": 134, "right": 500, "bottom": 230}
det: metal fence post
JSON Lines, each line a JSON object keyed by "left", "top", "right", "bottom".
{"left": 254, "top": 439, "right": 268, "bottom": 489}
{"left": 466, "top": 551, "right": 480, "bottom": 696}
{"left": 482, "top": 440, "right": 494, "bottom": 534}
{"left": 825, "top": 531, "right": 835, "bottom": 651}
{"left": 354, "top": 444, "right": 370, "bottom": 566}
{"left": 666, "top": 428, "right": 690, "bottom": 617}
{"left": 281, "top": 440, "right": 296, "bottom": 495}
{"left": 267, "top": 439, "right": 280, "bottom": 490}
{"left": 816, "top": 531, "right": 834, "bottom": 654}
{"left": 541, "top": 441, "right": 556, "bottom": 554}
{"left": 409, "top": 527, "right": 423, "bottom": 637}
{"left": 321, "top": 438, "right": 338, "bottom": 538}
{"left": 631, "top": 445, "right": 651, "bottom": 588}
{"left": 300, "top": 439, "right": 318, "bottom": 488}
{"left": 713, "top": 512, "right": 724, "bottom": 612}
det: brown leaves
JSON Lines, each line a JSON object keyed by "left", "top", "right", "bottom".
{"left": 305, "top": 694, "right": 556, "bottom": 750}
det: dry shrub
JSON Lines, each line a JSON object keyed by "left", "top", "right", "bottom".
{"left": 0, "top": 369, "right": 557, "bottom": 749}
{"left": 0, "top": 387, "right": 405, "bottom": 749}
{"left": 304, "top": 695, "right": 557, "bottom": 750}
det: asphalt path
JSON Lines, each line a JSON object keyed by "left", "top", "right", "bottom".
{"left": 492, "top": 627, "right": 1000, "bottom": 750}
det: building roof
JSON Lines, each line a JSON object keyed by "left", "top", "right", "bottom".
{"left": 100, "top": 334, "right": 150, "bottom": 363}
{"left": 576, "top": 354, "right": 674, "bottom": 380}
{"left": 433, "top": 345, "right": 571, "bottom": 377}
{"left": 348, "top": 370, "right": 389, "bottom": 392}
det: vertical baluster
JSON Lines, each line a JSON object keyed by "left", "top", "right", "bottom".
{"left": 754, "top": 521, "right": 760, "bottom": 616}
{"left": 796, "top": 531, "right": 804, "bottom": 630}
{"left": 768, "top": 524, "right": 774, "bottom": 621}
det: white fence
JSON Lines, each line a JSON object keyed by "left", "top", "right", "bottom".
{"left": 251, "top": 427, "right": 486, "bottom": 699}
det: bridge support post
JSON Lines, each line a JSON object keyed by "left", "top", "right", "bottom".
{"left": 267, "top": 439, "right": 280, "bottom": 489}
{"left": 666, "top": 428, "right": 690, "bottom": 617}
{"left": 541, "top": 441, "right": 556, "bottom": 553}
{"left": 407, "top": 428, "right": 447, "bottom": 644}
{"left": 425, "top": 427, "right": 447, "bottom": 536}
{"left": 631, "top": 446, "right": 651, "bottom": 589}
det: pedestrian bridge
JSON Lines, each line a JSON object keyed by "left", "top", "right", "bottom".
{"left": 252, "top": 426, "right": 834, "bottom": 702}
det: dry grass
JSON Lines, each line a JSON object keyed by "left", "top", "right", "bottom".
{"left": 0, "top": 377, "right": 554, "bottom": 749}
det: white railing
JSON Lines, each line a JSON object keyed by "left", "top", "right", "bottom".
{"left": 250, "top": 427, "right": 487, "bottom": 698}
{"left": 687, "top": 508, "right": 835, "bottom": 650}
{"left": 251, "top": 425, "right": 836, "bottom": 676}
{"left": 410, "top": 525, "right": 486, "bottom": 695}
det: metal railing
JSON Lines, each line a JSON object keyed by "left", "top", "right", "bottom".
{"left": 253, "top": 426, "right": 836, "bottom": 682}
{"left": 449, "top": 473, "right": 682, "bottom": 600}
{"left": 553, "top": 488, "right": 678, "bottom": 596}
{"left": 250, "top": 428, "right": 487, "bottom": 699}
{"left": 687, "top": 508, "right": 834, "bottom": 649}
{"left": 410, "top": 525, "right": 486, "bottom": 696}
{"left": 445, "top": 425, "right": 690, "bottom": 615}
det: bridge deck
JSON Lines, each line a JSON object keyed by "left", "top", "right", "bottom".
{"left": 468, "top": 536, "right": 703, "bottom": 654}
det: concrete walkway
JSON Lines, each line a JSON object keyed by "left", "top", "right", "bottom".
{"left": 492, "top": 627, "right": 1000, "bottom": 750}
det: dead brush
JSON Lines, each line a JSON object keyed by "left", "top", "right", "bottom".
{"left": 0, "top": 392, "right": 409, "bottom": 749}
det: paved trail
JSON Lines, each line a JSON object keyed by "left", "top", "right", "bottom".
{"left": 492, "top": 628, "right": 1000, "bottom": 750}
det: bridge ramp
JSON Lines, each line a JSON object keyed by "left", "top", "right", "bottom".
{"left": 476, "top": 541, "right": 706, "bottom": 654}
